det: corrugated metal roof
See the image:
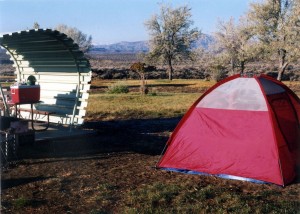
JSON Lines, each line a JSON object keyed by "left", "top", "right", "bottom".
{"left": 0, "top": 29, "right": 91, "bottom": 75}
{"left": 0, "top": 29, "right": 92, "bottom": 127}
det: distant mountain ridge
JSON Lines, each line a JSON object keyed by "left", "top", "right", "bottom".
{"left": 90, "top": 34, "right": 214, "bottom": 54}
{"left": 194, "top": 34, "right": 214, "bottom": 49}
{"left": 90, "top": 41, "right": 149, "bottom": 53}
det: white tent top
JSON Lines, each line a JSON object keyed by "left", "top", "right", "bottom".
{"left": 197, "top": 77, "right": 286, "bottom": 111}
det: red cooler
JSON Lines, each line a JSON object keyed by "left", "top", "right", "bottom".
{"left": 10, "top": 85, "right": 40, "bottom": 104}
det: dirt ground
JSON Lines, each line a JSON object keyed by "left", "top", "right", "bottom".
{"left": 1, "top": 118, "right": 300, "bottom": 213}
{"left": 0, "top": 118, "right": 176, "bottom": 213}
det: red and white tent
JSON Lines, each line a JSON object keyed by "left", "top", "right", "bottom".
{"left": 157, "top": 74, "right": 300, "bottom": 186}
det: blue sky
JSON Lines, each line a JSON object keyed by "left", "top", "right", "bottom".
{"left": 0, "top": 0, "right": 256, "bottom": 44}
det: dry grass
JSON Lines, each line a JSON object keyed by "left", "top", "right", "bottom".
{"left": 91, "top": 78, "right": 214, "bottom": 88}
{"left": 2, "top": 151, "right": 299, "bottom": 213}
{"left": 86, "top": 93, "right": 200, "bottom": 121}
{"left": 87, "top": 79, "right": 215, "bottom": 121}
{"left": 87, "top": 79, "right": 300, "bottom": 121}
{"left": 1, "top": 78, "right": 300, "bottom": 213}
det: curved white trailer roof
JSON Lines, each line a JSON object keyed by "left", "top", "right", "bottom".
{"left": 0, "top": 29, "right": 92, "bottom": 126}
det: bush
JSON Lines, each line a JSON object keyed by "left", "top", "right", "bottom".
{"left": 211, "top": 67, "right": 228, "bottom": 82}
{"left": 107, "top": 82, "right": 129, "bottom": 94}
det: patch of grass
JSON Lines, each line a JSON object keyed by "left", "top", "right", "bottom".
{"left": 120, "top": 180, "right": 300, "bottom": 213}
{"left": 92, "top": 79, "right": 215, "bottom": 92}
{"left": 148, "top": 91, "right": 158, "bottom": 96}
{"left": 125, "top": 182, "right": 181, "bottom": 212}
{"left": 12, "top": 197, "right": 30, "bottom": 209}
{"left": 107, "top": 81, "right": 129, "bottom": 94}
{"left": 86, "top": 93, "right": 199, "bottom": 121}
{"left": 258, "top": 200, "right": 300, "bottom": 213}
{"left": 90, "top": 209, "right": 109, "bottom": 214}
{"left": 95, "top": 183, "right": 120, "bottom": 208}
{"left": 124, "top": 182, "right": 231, "bottom": 213}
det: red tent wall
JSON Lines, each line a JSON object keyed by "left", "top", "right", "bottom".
{"left": 158, "top": 107, "right": 283, "bottom": 184}
{"left": 157, "top": 75, "right": 299, "bottom": 186}
{"left": 258, "top": 76, "right": 300, "bottom": 184}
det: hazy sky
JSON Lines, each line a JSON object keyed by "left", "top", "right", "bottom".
{"left": 0, "top": 0, "right": 256, "bottom": 44}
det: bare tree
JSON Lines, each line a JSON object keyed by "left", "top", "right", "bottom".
{"left": 33, "top": 22, "right": 40, "bottom": 29}
{"left": 145, "top": 4, "right": 200, "bottom": 80}
{"left": 247, "top": 0, "right": 300, "bottom": 80}
{"left": 130, "top": 62, "right": 156, "bottom": 95}
{"left": 55, "top": 24, "right": 93, "bottom": 53}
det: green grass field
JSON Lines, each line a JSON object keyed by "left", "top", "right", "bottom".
{"left": 87, "top": 93, "right": 199, "bottom": 121}
{"left": 87, "top": 79, "right": 300, "bottom": 121}
{"left": 87, "top": 79, "right": 215, "bottom": 121}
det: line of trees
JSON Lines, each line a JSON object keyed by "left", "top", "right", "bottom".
{"left": 32, "top": 0, "right": 299, "bottom": 81}
{"left": 247, "top": 0, "right": 300, "bottom": 80}
{"left": 144, "top": 0, "right": 300, "bottom": 81}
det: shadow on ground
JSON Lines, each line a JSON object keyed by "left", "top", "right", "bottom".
{"left": 1, "top": 176, "right": 53, "bottom": 190}
{"left": 16, "top": 117, "right": 181, "bottom": 160}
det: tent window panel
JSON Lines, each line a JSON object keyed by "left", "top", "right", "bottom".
{"left": 197, "top": 78, "right": 267, "bottom": 111}
{"left": 268, "top": 93, "right": 299, "bottom": 151}
{"left": 258, "top": 78, "right": 285, "bottom": 95}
